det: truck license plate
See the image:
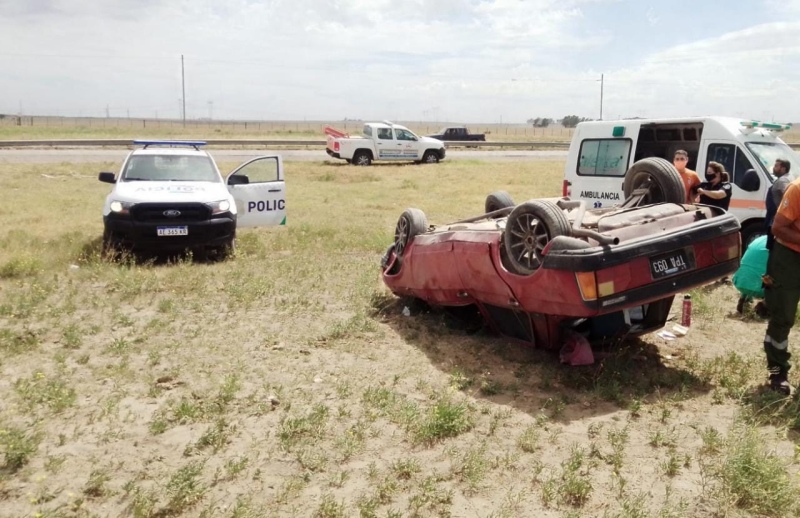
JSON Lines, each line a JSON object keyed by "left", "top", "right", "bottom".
{"left": 650, "top": 249, "right": 691, "bottom": 279}
{"left": 157, "top": 226, "right": 188, "bottom": 237}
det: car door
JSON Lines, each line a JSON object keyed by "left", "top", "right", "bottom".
{"left": 394, "top": 128, "right": 423, "bottom": 159}
{"left": 226, "top": 156, "right": 286, "bottom": 227}
{"left": 704, "top": 142, "right": 765, "bottom": 217}
{"left": 375, "top": 127, "right": 401, "bottom": 160}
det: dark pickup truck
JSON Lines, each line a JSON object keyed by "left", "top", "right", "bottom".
{"left": 427, "top": 126, "right": 486, "bottom": 142}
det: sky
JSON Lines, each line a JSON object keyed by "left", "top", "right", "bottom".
{"left": 1, "top": 0, "right": 799, "bottom": 123}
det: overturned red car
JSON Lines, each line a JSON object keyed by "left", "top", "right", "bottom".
{"left": 380, "top": 158, "right": 741, "bottom": 349}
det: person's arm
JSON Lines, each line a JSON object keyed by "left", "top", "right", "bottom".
{"left": 772, "top": 178, "right": 789, "bottom": 206}
{"left": 697, "top": 187, "right": 727, "bottom": 199}
{"left": 697, "top": 186, "right": 731, "bottom": 200}
{"left": 772, "top": 212, "right": 800, "bottom": 245}
{"left": 690, "top": 176, "right": 702, "bottom": 194}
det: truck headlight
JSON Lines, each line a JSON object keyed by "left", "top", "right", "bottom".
{"left": 207, "top": 200, "right": 231, "bottom": 215}
{"left": 110, "top": 200, "right": 134, "bottom": 215}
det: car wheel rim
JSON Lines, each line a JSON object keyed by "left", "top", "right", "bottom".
{"left": 636, "top": 173, "right": 663, "bottom": 204}
{"left": 394, "top": 216, "right": 410, "bottom": 256}
{"left": 356, "top": 155, "right": 369, "bottom": 165}
{"left": 425, "top": 155, "right": 436, "bottom": 163}
{"left": 508, "top": 213, "right": 548, "bottom": 270}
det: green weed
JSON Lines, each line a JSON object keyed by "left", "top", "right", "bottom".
{"left": 0, "top": 425, "right": 40, "bottom": 471}
{"left": 15, "top": 371, "right": 76, "bottom": 413}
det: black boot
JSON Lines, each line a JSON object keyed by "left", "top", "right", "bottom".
{"left": 736, "top": 296, "right": 748, "bottom": 314}
{"left": 769, "top": 370, "right": 791, "bottom": 396}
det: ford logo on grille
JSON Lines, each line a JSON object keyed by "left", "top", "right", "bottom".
{"left": 163, "top": 210, "right": 181, "bottom": 218}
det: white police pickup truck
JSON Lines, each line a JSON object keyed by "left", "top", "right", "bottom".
{"left": 98, "top": 140, "right": 286, "bottom": 258}
{"left": 325, "top": 121, "right": 446, "bottom": 166}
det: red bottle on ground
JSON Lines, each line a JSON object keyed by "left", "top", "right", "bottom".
{"left": 681, "top": 294, "right": 692, "bottom": 327}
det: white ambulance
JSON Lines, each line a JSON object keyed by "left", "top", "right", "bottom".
{"left": 562, "top": 117, "right": 800, "bottom": 246}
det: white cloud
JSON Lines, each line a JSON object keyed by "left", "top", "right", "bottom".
{"left": 1, "top": 0, "right": 798, "bottom": 122}
{"left": 602, "top": 22, "right": 800, "bottom": 120}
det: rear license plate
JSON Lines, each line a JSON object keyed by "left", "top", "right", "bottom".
{"left": 157, "top": 226, "right": 188, "bottom": 237}
{"left": 650, "top": 249, "right": 691, "bottom": 279}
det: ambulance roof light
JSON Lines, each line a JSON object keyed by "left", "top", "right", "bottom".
{"left": 739, "top": 121, "right": 792, "bottom": 132}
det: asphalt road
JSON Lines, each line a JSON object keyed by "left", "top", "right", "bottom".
{"left": 0, "top": 148, "right": 568, "bottom": 164}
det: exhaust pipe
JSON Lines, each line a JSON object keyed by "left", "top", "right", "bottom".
{"left": 557, "top": 199, "right": 619, "bottom": 245}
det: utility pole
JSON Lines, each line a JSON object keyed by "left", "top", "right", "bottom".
{"left": 181, "top": 54, "right": 186, "bottom": 127}
{"left": 599, "top": 73, "right": 604, "bottom": 121}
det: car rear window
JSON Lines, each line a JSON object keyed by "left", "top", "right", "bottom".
{"left": 577, "top": 138, "right": 632, "bottom": 177}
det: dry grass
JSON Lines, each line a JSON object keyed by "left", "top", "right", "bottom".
{"left": 1, "top": 156, "right": 799, "bottom": 517}
{"left": 0, "top": 117, "right": 572, "bottom": 142}
{"left": 3, "top": 116, "right": 800, "bottom": 144}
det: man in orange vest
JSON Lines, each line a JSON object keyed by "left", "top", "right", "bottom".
{"left": 673, "top": 150, "right": 701, "bottom": 205}
{"left": 764, "top": 174, "right": 800, "bottom": 395}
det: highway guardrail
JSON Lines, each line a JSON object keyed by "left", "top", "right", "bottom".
{"left": 0, "top": 139, "right": 571, "bottom": 149}
{"left": 0, "top": 139, "right": 797, "bottom": 151}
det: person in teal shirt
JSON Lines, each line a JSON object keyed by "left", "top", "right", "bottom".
{"left": 733, "top": 234, "right": 769, "bottom": 315}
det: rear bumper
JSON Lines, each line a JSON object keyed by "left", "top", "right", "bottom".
{"left": 103, "top": 214, "right": 236, "bottom": 250}
{"left": 542, "top": 211, "right": 741, "bottom": 271}
{"left": 326, "top": 149, "right": 342, "bottom": 159}
{"left": 589, "top": 259, "right": 737, "bottom": 311}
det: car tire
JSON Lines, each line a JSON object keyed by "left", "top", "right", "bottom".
{"left": 485, "top": 191, "right": 515, "bottom": 215}
{"left": 422, "top": 151, "right": 439, "bottom": 164}
{"left": 352, "top": 151, "right": 372, "bottom": 166}
{"left": 394, "top": 208, "right": 428, "bottom": 259}
{"left": 219, "top": 236, "right": 236, "bottom": 260}
{"left": 622, "top": 157, "right": 685, "bottom": 205}
{"left": 503, "top": 200, "right": 571, "bottom": 275}
{"left": 740, "top": 220, "right": 765, "bottom": 252}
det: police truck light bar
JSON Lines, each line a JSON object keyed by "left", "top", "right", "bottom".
{"left": 132, "top": 140, "right": 207, "bottom": 150}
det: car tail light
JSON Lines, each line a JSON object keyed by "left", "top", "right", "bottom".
{"left": 563, "top": 179, "right": 571, "bottom": 197}
{"left": 575, "top": 271, "right": 597, "bottom": 301}
{"left": 711, "top": 233, "right": 740, "bottom": 263}
{"left": 334, "top": 142, "right": 340, "bottom": 152}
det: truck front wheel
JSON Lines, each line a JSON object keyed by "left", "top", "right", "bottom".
{"left": 352, "top": 151, "right": 372, "bottom": 166}
{"left": 422, "top": 151, "right": 439, "bottom": 164}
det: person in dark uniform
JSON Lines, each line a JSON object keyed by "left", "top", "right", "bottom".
{"left": 765, "top": 158, "right": 793, "bottom": 250}
{"left": 696, "top": 161, "right": 732, "bottom": 210}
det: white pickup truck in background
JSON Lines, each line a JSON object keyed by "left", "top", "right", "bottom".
{"left": 325, "top": 121, "right": 446, "bottom": 166}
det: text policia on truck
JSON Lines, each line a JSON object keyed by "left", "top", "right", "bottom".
{"left": 98, "top": 140, "right": 287, "bottom": 259}
{"left": 562, "top": 117, "right": 800, "bottom": 248}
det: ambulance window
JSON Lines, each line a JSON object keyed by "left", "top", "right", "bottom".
{"left": 706, "top": 144, "right": 756, "bottom": 189}
{"left": 577, "top": 139, "right": 631, "bottom": 177}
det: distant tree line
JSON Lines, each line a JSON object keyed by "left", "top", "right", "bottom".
{"left": 527, "top": 115, "right": 594, "bottom": 128}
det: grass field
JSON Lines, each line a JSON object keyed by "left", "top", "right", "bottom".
{"left": 0, "top": 117, "right": 575, "bottom": 143}
{"left": 1, "top": 157, "right": 800, "bottom": 517}
{"left": 2, "top": 116, "right": 800, "bottom": 145}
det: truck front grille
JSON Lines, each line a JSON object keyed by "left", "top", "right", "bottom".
{"left": 131, "top": 203, "right": 211, "bottom": 223}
